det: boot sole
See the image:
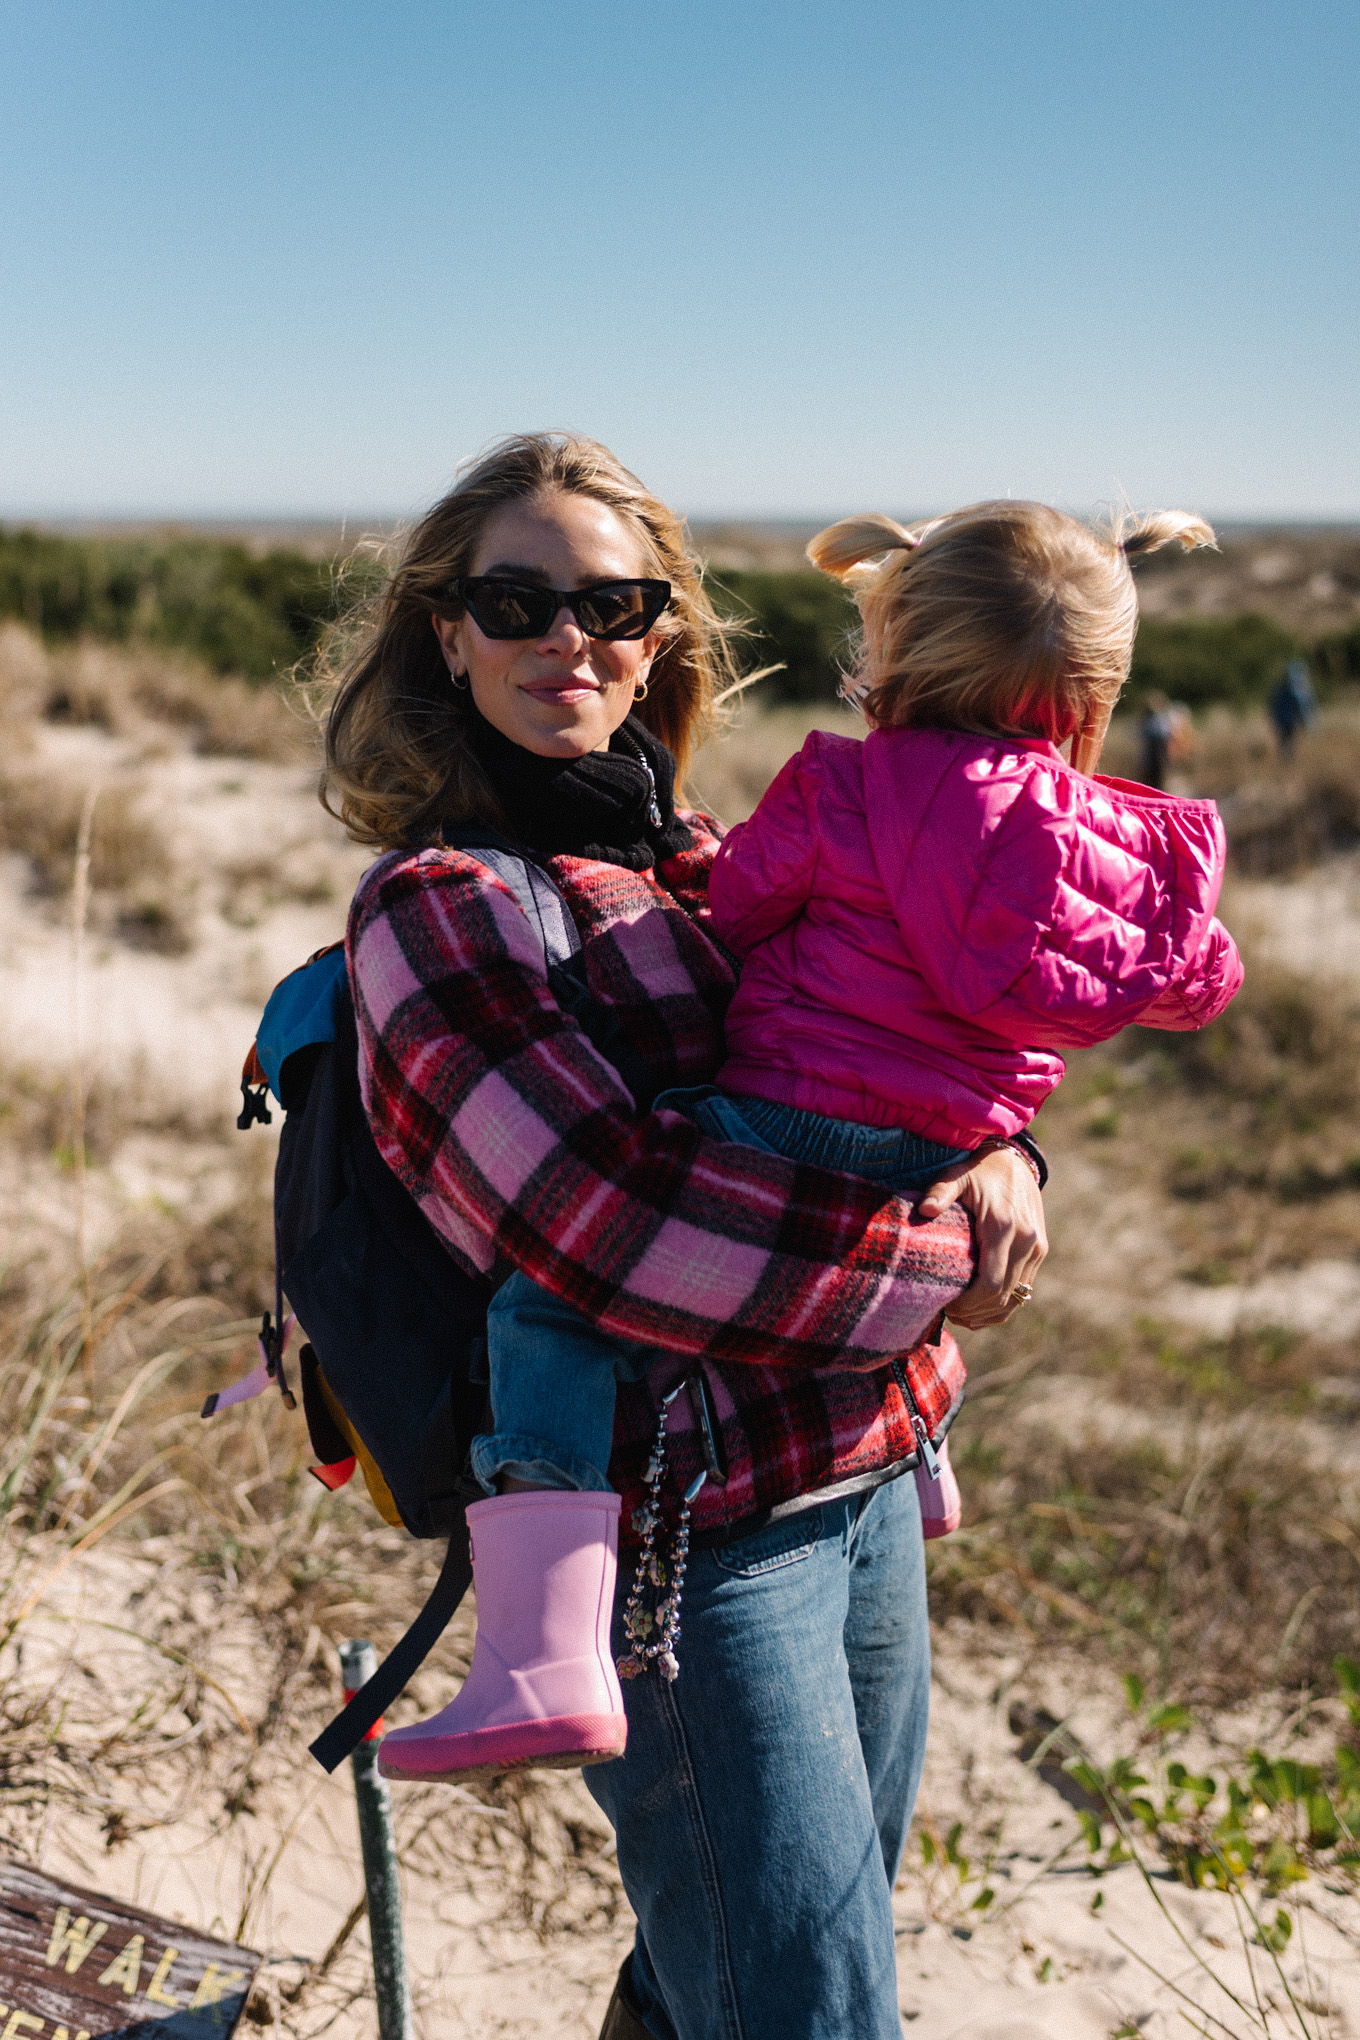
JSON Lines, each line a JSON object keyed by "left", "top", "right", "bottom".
{"left": 377, "top": 1713, "right": 627, "bottom": 1783}
{"left": 380, "top": 1745, "right": 624, "bottom": 1784}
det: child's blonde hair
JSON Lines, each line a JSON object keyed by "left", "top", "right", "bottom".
{"left": 808, "top": 500, "right": 1215, "bottom": 756}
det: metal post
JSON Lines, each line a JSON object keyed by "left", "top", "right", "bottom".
{"left": 339, "top": 1640, "right": 414, "bottom": 2040}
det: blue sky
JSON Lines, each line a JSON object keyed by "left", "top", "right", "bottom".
{"left": 2, "top": 0, "right": 1355, "bottom": 521}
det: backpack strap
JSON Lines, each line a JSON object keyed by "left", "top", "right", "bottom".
{"left": 442, "top": 830, "right": 581, "bottom": 971}
{"left": 307, "top": 1521, "right": 474, "bottom": 1772}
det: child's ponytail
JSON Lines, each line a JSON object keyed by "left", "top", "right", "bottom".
{"left": 1115, "top": 509, "right": 1217, "bottom": 561}
{"left": 807, "top": 513, "right": 921, "bottom": 580}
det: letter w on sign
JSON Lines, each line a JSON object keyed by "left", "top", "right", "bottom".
{"left": 0, "top": 1862, "right": 262, "bottom": 2038}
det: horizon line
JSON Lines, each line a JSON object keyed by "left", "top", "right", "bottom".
{"left": 5, "top": 509, "right": 1360, "bottom": 535}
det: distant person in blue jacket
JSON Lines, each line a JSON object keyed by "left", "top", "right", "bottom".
{"left": 1136, "top": 692, "right": 1196, "bottom": 791}
{"left": 1269, "top": 658, "right": 1316, "bottom": 758}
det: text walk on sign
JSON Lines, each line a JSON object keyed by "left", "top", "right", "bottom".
{"left": 0, "top": 1860, "right": 263, "bottom": 2039}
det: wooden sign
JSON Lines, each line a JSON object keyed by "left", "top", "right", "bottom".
{"left": 0, "top": 1860, "right": 263, "bottom": 2039}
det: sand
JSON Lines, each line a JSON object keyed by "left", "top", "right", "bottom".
{"left": 2, "top": 667, "right": 1358, "bottom": 2036}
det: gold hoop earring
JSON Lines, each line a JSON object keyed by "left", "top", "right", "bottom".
{"left": 634, "top": 676, "right": 650, "bottom": 702}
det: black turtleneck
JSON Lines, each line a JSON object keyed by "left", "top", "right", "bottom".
{"left": 465, "top": 707, "right": 694, "bottom": 871}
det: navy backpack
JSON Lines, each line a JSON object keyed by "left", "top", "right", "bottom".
{"left": 216, "top": 836, "right": 601, "bottom": 1772}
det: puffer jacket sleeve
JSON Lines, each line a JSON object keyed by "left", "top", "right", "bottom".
{"left": 348, "top": 847, "right": 974, "bottom": 1372}
{"left": 888, "top": 756, "right": 1242, "bottom": 1049}
{"left": 708, "top": 743, "right": 821, "bottom": 954}
{"left": 1135, "top": 915, "right": 1243, "bottom": 1030}
{"left": 979, "top": 779, "right": 1242, "bottom": 1046}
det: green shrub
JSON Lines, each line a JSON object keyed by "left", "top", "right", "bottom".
{"left": 1129, "top": 613, "right": 1301, "bottom": 710}
{"left": 1313, "top": 622, "right": 1360, "bottom": 690}
{"left": 0, "top": 527, "right": 343, "bottom": 681}
{"left": 708, "top": 569, "right": 857, "bottom": 703}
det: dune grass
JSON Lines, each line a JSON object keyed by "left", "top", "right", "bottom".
{"left": 0, "top": 637, "right": 1357, "bottom": 2029}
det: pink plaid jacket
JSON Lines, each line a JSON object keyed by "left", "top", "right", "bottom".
{"left": 346, "top": 817, "right": 974, "bottom": 1541}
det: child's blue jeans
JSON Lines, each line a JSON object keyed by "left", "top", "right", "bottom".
{"left": 472, "top": 1089, "right": 970, "bottom": 1495}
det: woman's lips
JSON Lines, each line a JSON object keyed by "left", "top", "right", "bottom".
{"left": 522, "top": 678, "right": 599, "bottom": 704}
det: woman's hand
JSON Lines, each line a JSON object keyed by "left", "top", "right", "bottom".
{"left": 916, "top": 1145, "right": 1047, "bottom": 1329}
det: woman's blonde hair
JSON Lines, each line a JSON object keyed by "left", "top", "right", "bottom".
{"left": 808, "top": 500, "right": 1216, "bottom": 748}
{"left": 315, "top": 432, "right": 740, "bottom": 849}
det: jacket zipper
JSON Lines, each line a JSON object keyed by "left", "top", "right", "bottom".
{"left": 889, "top": 1356, "right": 940, "bottom": 1479}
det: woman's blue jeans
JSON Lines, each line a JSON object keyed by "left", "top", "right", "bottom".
{"left": 588, "top": 1472, "right": 931, "bottom": 2040}
{"left": 475, "top": 1089, "right": 952, "bottom": 2033}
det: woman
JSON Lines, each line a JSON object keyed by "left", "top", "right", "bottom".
{"left": 320, "top": 433, "right": 1046, "bottom": 2040}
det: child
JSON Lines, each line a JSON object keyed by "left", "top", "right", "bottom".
{"left": 379, "top": 499, "right": 1243, "bottom": 1784}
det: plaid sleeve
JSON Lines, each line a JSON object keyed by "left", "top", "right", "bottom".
{"left": 348, "top": 846, "right": 975, "bottom": 1370}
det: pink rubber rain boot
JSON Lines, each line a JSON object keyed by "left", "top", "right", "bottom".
{"left": 916, "top": 1435, "right": 962, "bottom": 1539}
{"left": 378, "top": 1489, "right": 627, "bottom": 1782}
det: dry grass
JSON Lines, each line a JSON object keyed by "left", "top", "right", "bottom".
{"left": 0, "top": 667, "right": 1356, "bottom": 2025}
{"left": 126, "top": 661, "right": 311, "bottom": 764}
{"left": 0, "top": 770, "right": 192, "bottom": 954}
{"left": 218, "top": 848, "right": 336, "bottom": 930}
{"left": 0, "top": 771, "right": 168, "bottom": 898}
{"left": 0, "top": 624, "right": 324, "bottom": 958}
{"left": 0, "top": 1235, "right": 624, "bottom": 2034}
{"left": 0, "top": 623, "right": 313, "bottom": 766}
{"left": 931, "top": 1306, "right": 1360, "bottom": 1703}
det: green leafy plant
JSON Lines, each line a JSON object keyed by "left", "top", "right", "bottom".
{"left": 916, "top": 1814, "right": 997, "bottom": 1922}
{"left": 1065, "top": 1664, "right": 1360, "bottom": 1894}
{"left": 1129, "top": 613, "right": 1300, "bottom": 711}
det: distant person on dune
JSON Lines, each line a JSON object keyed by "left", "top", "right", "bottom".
{"left": 1137, "top": 690, "right": 1176, "bottom": 788}
{"left": 1269, "top": 657, "right": 1317, "bottom": 758}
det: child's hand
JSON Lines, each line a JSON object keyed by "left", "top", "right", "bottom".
{"left": 916, "top": 1145, "right": 1047, "bottom": 1328}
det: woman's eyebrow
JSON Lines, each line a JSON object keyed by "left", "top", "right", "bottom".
{"left": 480, "top": 562, "right": 551, "bottom": 582}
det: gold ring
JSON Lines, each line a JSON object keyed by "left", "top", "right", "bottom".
{"left": 1008, "top": 1282, "right": 1034, "bottom": 1304}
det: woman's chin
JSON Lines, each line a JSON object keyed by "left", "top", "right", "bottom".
{"left": 516, "top": 723, "right": 610, "bottom": 760}
{"left": 495, "top": 700, "right": 623, "bottom": 760}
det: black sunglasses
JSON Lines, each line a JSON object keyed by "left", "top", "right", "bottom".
{"left": 452, "top": 576, "right": 671, "bottom": 642}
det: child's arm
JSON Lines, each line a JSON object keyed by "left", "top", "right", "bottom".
{"left": 708, "top": 743, "right": 821, "bottom": 954}
{"left": 1129, "top": 915, "right": 1243, "bottom": 1031}
{"left": 904, "top": 769, "right": 1243, "bottom": 1049}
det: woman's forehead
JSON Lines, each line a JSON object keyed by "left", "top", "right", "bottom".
{"left": 472, "top": 490, "right": 647, "bottom": 581}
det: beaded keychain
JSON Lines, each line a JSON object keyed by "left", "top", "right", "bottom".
{"left": 616, "top": 1380, "right": 709, "bottom": 1683}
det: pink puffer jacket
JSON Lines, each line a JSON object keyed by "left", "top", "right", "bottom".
{"left": 708, "top": 726, "right": 1243, "bottom": 1147}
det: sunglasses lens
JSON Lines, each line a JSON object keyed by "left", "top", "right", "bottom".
{"left": 460, "top": 578, "right": 669, "bottom": 640}
{"left": 466, "top": 582, "right": 555, "bottom": 638}
{"left": 575, "top": 582, "right": 669, "bottom": 640}
{"left": 574, "top": 585, "right": 647, "bottom": 639}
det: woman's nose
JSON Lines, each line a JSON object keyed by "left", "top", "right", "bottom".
{"left": 537, "top": 603, "right": 586, "bottom": 652}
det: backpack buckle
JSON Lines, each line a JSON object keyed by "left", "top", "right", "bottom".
{"left": 260, "top": 1310, "right": 297, "bottom": 1410}
{"left": 237, "top": 1078, "right": 273, "bottom": 1130}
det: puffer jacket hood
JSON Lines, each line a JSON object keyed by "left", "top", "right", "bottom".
{"left": 709, "top": 726, "right": 1243, "bottom": 1146}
